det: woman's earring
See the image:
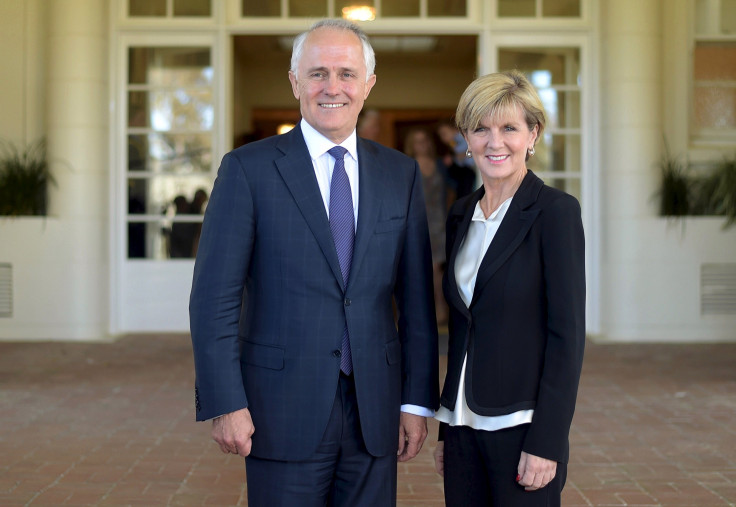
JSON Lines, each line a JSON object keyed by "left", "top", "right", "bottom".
{"left": 528, "top": 147, "right": 535, "bottom": 157}
{"left": 466, "top": 149, "right": 472, "bottom": 158}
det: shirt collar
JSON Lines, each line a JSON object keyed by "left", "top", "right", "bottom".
{"left": 300, "top": 119, "right": 358, "bottom": 161}
{"left": 472, "top": 196, "right": 513, "bottom": 222}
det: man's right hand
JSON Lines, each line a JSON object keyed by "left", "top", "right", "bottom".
{"left": 212, "top": 407, "right": 255, "bottom": 457}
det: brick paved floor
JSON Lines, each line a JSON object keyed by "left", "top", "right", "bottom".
{"left": 0, "top": 335, "right": 734, "bottom": 506}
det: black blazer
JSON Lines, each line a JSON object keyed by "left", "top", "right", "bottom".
{"left": 190, "top": 125, "right": 439, "bottom": 461}
{"left": 439, "top": 170, "right": 585, "bottom": 463}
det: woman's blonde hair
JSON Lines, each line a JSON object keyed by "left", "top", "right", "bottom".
{"left": 455, "top": 70, "right": 546, "bottom": 143}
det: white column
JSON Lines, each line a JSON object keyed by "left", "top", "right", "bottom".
{"left": 600, "top": 0, "right": 663, "bottom": 340}
{"left": 45, "top": 0, "right": 109, "bottom": 339}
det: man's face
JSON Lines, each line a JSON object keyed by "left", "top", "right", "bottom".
{"left": 289, "top": 27, "right": 376, "bottom": 144}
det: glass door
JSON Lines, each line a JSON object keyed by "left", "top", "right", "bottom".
{"left": 114, "top": 34, "right": 218, "bottom": 332}
{"left": 498, "top": 46, "right": 582, "bottom": 200}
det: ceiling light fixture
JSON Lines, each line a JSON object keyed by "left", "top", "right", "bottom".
{"left": 342, "top": 5, "right": 376, "bottom": 22}
{"left": 277, "top": 123, "right": 295, "bottom": 135}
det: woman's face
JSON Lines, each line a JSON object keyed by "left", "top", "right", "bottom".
{"left": 410, "top": 131, "right": 432, "bottom": 157}
{"left": 464, "top": 105, "right": 538, "bottom": 184}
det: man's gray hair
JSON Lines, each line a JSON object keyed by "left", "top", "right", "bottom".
{"left": 290, "top": 19, "right": 376, "bottom": 81}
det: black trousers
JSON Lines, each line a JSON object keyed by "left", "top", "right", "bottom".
{"left": 245, "top": 374, "right": 397, "bottom": 506}
{"left": 444, "top": 424, "right": 566, "bottom": 507}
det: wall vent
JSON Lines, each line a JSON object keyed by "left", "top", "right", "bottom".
{"left": 701, "top": 263, "right": 736, "bottom": 315}
{"left": 0, "top": 263, "right": 12, "bottom": 318}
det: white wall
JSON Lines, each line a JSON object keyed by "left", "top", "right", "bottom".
{"left": 0, "top": 0, "right": 45, "bottom": 144}
{"left": 0, "top": 0, "right": 110, "bottom": 342}
{"left": 598, "top": 0, "right": 736, "bottom": 342}
{"left": 600, "top": 217, "right": 736, "bottom": 342}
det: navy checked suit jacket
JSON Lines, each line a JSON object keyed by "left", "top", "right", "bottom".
{"left": 190, "top": 124, "right": 440, "bottom": 461}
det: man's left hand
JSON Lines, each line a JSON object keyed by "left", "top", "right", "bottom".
{"left": 397, "top": 412, "right": 428, "bottom": 462}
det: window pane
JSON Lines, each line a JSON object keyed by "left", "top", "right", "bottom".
{"left": 128, "top": 135, "right": 149, "bottom": 171}
{"left": 128, "top": 175, "right": 211, "bottom": 215}
{"left": 542, "top": 0, "right": 580, "bottom": 17}
{"left": 536, "top": 89, "right": 580, "bottom": 129}
{"left": 499, "top": 48, "right": 580, "bottom": 85}
{"left": 174, "top": 0, "right": 211, "bottom": 16}
{"left": 127, "top": 133, "right": 212, "bottom": 173}
{"left": 723, "top": 0, "right": 736, "bottom": 33}
{"left": 129, "top": 47, "right": 212, "bottom": 86}
{"left": 543, "top": 177, "right": 581, "bottom": 201}
{"left": 382, "top": 0, "right": 419, "bottom": 17}
{"left": 694, "top": 86, "right": 736, "bottom": 129}
{"left": 243, "top": 0, "right": 281, "bottom": 16}
{"left": 128, "top": 180, "right": 210, "bottom": 259}
{"left": 129, "top": 91, "right": 214, "bottom": 130}
{"left": 289, "top": 0, "right": 327, "bottom": 17}
{"left": 130, "top": 0, "right": 166, "bottom": 17}
{"left": 528, "top": 134, "right": 581, "bottom": 174}
{"left": 694, "top": 44, "right": 736, "bottom": 81}
{"left": 428, "top": 0, "right": 466, "bottom": 17}
{"left": 693, "top": 43, "right": 736, "bottom": 131}
{"left": 128, "top": 219, "right": 206, "bottom": 259}
{"left": 499, "top": 0, "right": 535, "bottom": 17}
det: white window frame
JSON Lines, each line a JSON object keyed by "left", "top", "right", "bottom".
{"left": 109, "top": 31, "right": 224, "bottom": 333}
{"left": 118, "top": 0, "right": 220, "bottom": 26}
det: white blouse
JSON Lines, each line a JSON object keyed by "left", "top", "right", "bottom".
{"left": 435, "top": 197, "right": 534, "bottom": 431}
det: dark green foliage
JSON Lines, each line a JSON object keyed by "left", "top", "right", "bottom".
{"left": 0, "top": 139, "right": 55, "bottom": 216}
{"left": 658, "top": 146, "right": 690, "bottom": 216}
{"left": 657, "top": 143, "right": 736, "bottom": 229}
{"left": 707, "top": 157, "right": 736, "bottom": 228}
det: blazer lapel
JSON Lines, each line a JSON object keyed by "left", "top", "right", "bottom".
{"left": 274, "top": 125, "right": 345, "bottom": 289}
{"left": 348, "top": 138, "right": 383, "bottom": 288}
{"left": 470, "top": 171, "right": 544, "bottom": 305}
{"left": 445, "top": 187, "right": 482, "bottom": 316}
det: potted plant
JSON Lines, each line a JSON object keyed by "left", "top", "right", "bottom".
{"left": 657, "top": 141, "right": 690, "bottom": 216}
{"left": 703, "top": 155, "right": 736, "bottom": 228}
{"left": 0, "top": 139, "right": 55, "bottom": 216}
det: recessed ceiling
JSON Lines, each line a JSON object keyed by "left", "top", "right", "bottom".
{"left": 233, "top": 35, "right": 477, "bottom": 67}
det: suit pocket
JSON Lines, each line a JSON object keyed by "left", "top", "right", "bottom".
{"left": 385, "top": 339, "right": 401, "bottom": 365}
{"left": 243, "top": 341, "right": 285, "bottom": 370}
{"left": 375, "top": 217, "right": 405, "bottom": 234}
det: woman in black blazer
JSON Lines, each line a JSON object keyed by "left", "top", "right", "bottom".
{"left": 433, "top": 70, "right": 585, "bottom": 506}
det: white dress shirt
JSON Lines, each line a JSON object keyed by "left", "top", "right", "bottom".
{"left": 435, "top": 197, "right": 535, "bottom": 430}
{"left": 300, "top": 119, "right": 433, "bottom": 418}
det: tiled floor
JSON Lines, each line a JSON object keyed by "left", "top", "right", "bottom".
{"left": 0, "top": 335, "right": 734, "bottom": 506}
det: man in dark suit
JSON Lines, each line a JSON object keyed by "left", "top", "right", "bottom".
{"left": 189, "top": 18, "right": 439, "bottom": 506}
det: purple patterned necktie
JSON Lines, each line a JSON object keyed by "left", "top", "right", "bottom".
{"left": 328, "top": 146, "right": 354, "bottom": 375}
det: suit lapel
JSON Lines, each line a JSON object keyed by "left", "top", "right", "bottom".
{"left": 445, "top": 188, "right": 482, "bottom": 316}
{"left": 348, "top": 138, "right": 383, "bottom": 288}
{"left": 274, "top": 125, "right": 345, "bottom": 289}
{"left": 470, "top": 171, "right": 544, "bottom": 305}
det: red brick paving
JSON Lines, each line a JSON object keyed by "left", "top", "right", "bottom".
{"left": 0, "top": 335, "right": 734, "bottom": 506}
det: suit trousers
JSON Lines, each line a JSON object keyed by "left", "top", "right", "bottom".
{"left": 245, "top": 373, "right": 398, "bottom": 506}
{"left": 444, "top": 424, "right": 566, "bottom": 507}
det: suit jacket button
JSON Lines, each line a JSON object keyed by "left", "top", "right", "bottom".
{"left": 332, "top": 350, "right": 342, "bottom": 357}
{"left": 344, "top": 298, "right": 351, "bottom": 306}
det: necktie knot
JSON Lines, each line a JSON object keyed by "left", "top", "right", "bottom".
{"left": 328, "top": 146, "right": 348, "bottom": 161}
